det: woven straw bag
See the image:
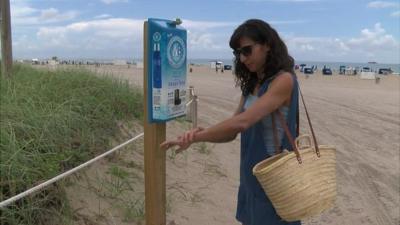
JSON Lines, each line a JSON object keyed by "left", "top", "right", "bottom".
{"left": 252, "top": 88, "right": 337, "bottom": 222}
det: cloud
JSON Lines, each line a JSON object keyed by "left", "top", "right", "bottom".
{"left": 188, "top": 32, "right": 222, "bottom": 50}
{"left": 269, "top": 20, "right": 307, "bottom": 25}
{"left": 13, "top": 14, "right": 398, "bottom": 63}
{"left": 182, "top": 20, "right": 236, "bottom": 54}
{"left": 183, "top": 19, "right": 305, "bottom": 29}
{"left": 101, "top": 0, "right": 128, "bottom": 4}
{"left": 11, "top": 5, "right": 37, "bottom": 17}
{"left": 11, "top": 2, "right": 78, "bottom": 26}
{"left": 94, "top": 14, "right": 112, "bottom": 19}
{"left": 183, "top": 19, "right": 236, "bottom": 30}
{"left": 367, "top": 1, "right": 399, "bottom": 8}
{"left": 39, "top": 8, "right": 78, "bottom": 23}
{"left": 347, "top": 23, "right": 397, "bottom": 50}
{"left": 285, "top": 23, "right": 399, "bottom": 63}
{"left": 182, "top": 19, "right": 304, "bottom": 55}
{"left": 31, "top": 18, "right": 233, "bottom": 58}
{"left": 240, "top": 0, "right": 320, "bottom": 2}
{"left": 390, "top": 10, "right": 400, "bottom": 17}
{"left": 367, "top": 1, "right": 400, "bottom": 18}
{"left": 286, "top": 37, "right": 350, "bottom": 57}
{"left": 33, "top": 18, "right": 144, "bottom": 58}
{"left": 37, "top": 18, "right": 143, "bottom": 40}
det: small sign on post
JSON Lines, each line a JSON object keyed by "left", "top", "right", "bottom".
{"left": 143, "top": 18, "right": 187, "bottom": 225}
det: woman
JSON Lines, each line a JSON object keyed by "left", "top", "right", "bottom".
{"left": 161, "top": 19, "right": 301, "bottom": 225}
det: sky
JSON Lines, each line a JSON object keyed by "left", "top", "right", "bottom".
{"left": 8, "top": 0, "right": 400, "bottom": 64}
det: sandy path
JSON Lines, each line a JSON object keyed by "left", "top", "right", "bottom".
{"left": 65, "top": 65, "right": 399, "bottom": 225}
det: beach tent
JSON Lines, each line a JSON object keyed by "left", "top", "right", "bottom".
{"left": 345, "top": 67, "right": 356, "bottom": 75}
{"left": 360, "top": 71, "right": 376, "bottom": 80}
{"left": 339, "top": 65, "right": 346, "bottom": 75}
{"left": 210, "top": 61, "right": 223, "bottom": 69}
{"left": 32, "top": 58, "right": 40, "bottom": 64}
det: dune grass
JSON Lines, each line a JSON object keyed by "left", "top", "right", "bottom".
{"left": 0, "top": 64, "right": 143, "bottom": 224}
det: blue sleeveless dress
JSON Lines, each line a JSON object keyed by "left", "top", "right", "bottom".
{"left": 236, "top": 74, "right": 301, "bottom": 225}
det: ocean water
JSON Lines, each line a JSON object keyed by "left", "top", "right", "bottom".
{"left": 188, "top": 58, "right": 400, "bottom": 74}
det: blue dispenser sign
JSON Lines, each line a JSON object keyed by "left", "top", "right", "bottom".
{"left": 147, "top": 18, "right": 187, "bottom": 123}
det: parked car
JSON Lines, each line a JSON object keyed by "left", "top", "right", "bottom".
{"left": 322, "top": 66, "right": 332, "bottom": 75}
{"left": 223, "top": 65, "right": 232, "bottom": 70}
{"left": 361, "top": 67, "right": 371, "bottom": 72}
{"left": 322, "top": 68, "right": 332, "bottom": 75}
{"left": 378, "top": 68, "right": 392, "bottom": 75}
{"left": 303, "top": 67, "right": 313, "bottom": 74}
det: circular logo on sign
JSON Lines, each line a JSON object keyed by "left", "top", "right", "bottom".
{"left": 153, "top": 32, "right": 161, "bottom": 42}
{"left": 167, "top": 36, "right": 186, "bottom": 68}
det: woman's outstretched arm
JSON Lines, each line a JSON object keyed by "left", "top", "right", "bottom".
{"left": 161, "top": 72, "right": 293, "bottom": 151}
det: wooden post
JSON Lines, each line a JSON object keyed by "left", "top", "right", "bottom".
{"left": 1, "top": 0, "right": 13, "bottom": 78}
{"left": 143, "top": 21, "right": 167, "bottom": 225}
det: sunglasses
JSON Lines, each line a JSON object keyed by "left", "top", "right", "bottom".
{"left": 233, "top": 44, "right": 256, "bottom": 58}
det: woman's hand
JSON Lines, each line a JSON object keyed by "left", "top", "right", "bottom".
{"left": 160, "top": 127, "right": 204, "bottom": 153}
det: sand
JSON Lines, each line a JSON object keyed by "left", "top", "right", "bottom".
{"left": 61, "top": 64, "right": 399, "bottom": 225}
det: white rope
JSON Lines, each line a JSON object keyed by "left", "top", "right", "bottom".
{"left": 0, "top": 132, "right": 144, "bottom": 208}
{"left": 185, "top": 99, "right": 193, "bottom": 106}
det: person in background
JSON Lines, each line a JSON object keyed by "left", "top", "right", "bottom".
{"left": 161, "top": 19, "right": 300, "bottom": 225}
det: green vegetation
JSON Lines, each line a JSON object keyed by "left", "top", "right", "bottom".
{"left": 0, "top": 64, "right": 143, "bottom": 224}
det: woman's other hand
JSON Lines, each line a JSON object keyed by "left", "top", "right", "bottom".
{"left": 160, "top": 127, "right": 204, "bottom": 153}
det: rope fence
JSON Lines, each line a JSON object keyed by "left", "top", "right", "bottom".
{"left": 0, "top": 87, "right": 199, "bottom": 209}
{"left": 0, "top": 132, "right": 144, "bottom": 208}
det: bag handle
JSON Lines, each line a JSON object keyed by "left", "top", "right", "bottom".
{"left": 275, "top": 110, "right": 303, "bottom": 163}
{"left": 298, "top": 86, "right": 320, "bottom": 157}
{"left": 272, "top": 85, "right": 320, "bottom": 164}
{"left": 295, "top": 134, "right": 312, "bottom": 150}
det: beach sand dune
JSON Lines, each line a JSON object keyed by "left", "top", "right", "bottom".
{"left": 64, "top": 65, "right": 399, "bottom": 225}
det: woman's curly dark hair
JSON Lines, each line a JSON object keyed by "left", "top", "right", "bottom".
{"left": 229, "top": 19, "right": 295, "bottom": 96}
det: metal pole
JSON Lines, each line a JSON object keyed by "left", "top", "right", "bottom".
{"left": 1, "top": 0, "right": 13, "bottom": 78}
{"left": 192, "top": 95, "right": 198, "bottom": 129}
{"left": 185, "top": 86, "right": 194, "bottom": 122}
